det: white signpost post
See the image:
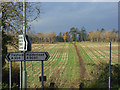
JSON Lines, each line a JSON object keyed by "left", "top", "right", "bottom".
{"left": 18, "top": 34, "right": 28, "bottom": 89}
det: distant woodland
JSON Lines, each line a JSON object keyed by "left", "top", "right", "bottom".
{"left": 26, "top": 27, "right": 119, "bottom": 43}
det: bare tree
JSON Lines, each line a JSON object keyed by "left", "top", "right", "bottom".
{"left": 88, "top": 29, "right": 118, "bottom": 42}
{"left": 1, "top": 2, "right": 40, "bottom": 35}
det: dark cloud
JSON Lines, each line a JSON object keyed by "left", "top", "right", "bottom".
{"left": 31, "top": 2, "right": 118, "bottom": 34}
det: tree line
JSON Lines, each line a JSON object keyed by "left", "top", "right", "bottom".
{"left": 88, "top": 28, "right": 118, "bottom": 42}
{"left": 28, "top": 27, "right": 119, "bottom": 43}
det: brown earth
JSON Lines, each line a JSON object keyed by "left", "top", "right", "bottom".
{"left": 74, "top": 44, "right": 86, "bottom": 79}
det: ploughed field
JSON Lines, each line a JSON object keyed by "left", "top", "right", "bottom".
{"left": 7, "top": 42, "right": 118, "bottom": 88}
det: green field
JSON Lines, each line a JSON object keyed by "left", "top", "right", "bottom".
{"left": 7, "top": 42, "right": 119, "bottom": 88}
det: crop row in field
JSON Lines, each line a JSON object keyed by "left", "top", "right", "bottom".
{"left": 26, "top": 43, "right": 80, "bottom": 88}
{"left": 77, "top": 42, "right": 118, "bottom": 65}
{"left": 7, "top": 42, "right": 118, "bottom": 88}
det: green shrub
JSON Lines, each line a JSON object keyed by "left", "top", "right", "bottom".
{"left": 89, "top": 63, "right": 120, "bottom": 88}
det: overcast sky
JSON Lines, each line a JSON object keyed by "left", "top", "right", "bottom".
{"left": 31, "top": 2, "right": 118, "bottom": 35}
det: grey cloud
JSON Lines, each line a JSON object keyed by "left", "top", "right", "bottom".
{"left": 31, "top": 2, "right": 117, "bottom": 33}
